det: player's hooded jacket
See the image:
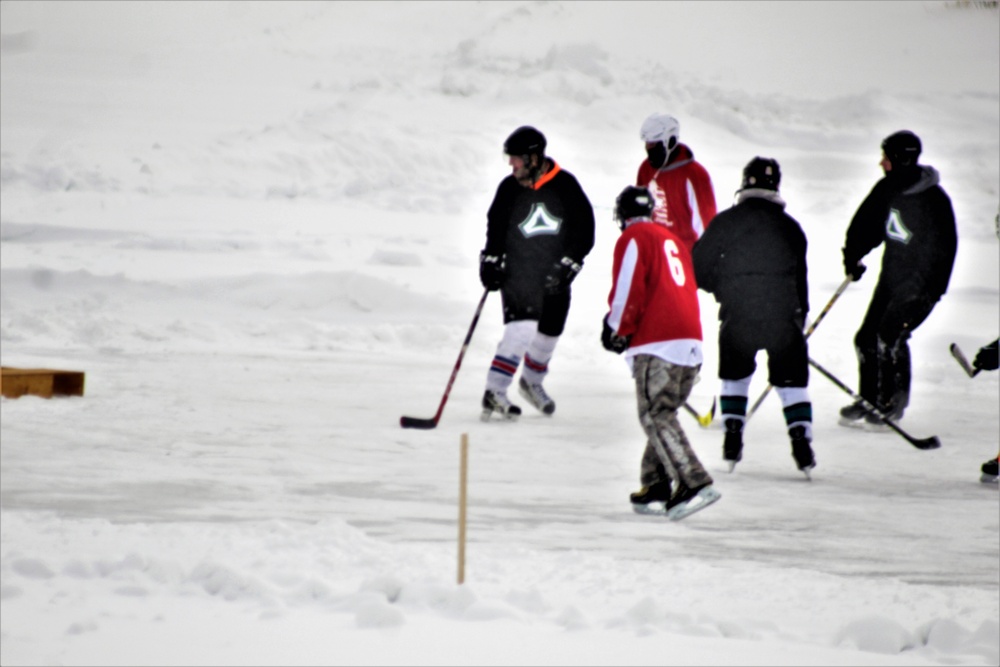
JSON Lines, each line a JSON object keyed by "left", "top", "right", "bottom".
{"left": 692, "top": 190, "right": 809, "bottom": 326}
{"left": 484, "top": 160, "right": 595, "bottom": 322}
{"left": 607, "top": 217, "right": 703, "bottom": 368}
{"left": 843, "top": 165, "right": 957, "bottom": 299}
{"left": 636, "top": 143, "right": 717, "bottom": 253}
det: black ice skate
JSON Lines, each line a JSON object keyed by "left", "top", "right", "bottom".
{"left": 481, "top": 390, "right": 522, "bottom": 422}
{"left": 629, "top": 480, "right": 672, "bottom": 515}
{"left": 981, "top": 458, "right": 999, "bottom": 484}
{"left": 518, "top": 377, "right": 555, "bottom": 415}
{"left": 863, "top": 397, "right": 904, "bottom": 430}
{"left": 789, "top": 425, "right": 815, "bottom": 480}
{"left": 664, "top": 483, "right": 721, "bottom": 521}
{"left": 838, "top": 400, "right": 869, "bottom": 426}
{"left": 723, "top": 419, "right": 744, "bottom": 472}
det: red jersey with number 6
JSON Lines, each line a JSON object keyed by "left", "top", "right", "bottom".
{"left": 607, "top": 218, "right": 703, "bottom": 367}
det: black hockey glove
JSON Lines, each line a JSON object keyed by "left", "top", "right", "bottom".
{"left": 974, "top": 340, "right": 999, "bottom": 371}
{"left": 544, "top": 256, "right": 583, "bottom": 295}
{"left": 479, "top": 252, "right": 504, "bottom": 291}
{"left": 846, "top": 262, "right": 866, "bottom": 282}
{"left": 843, "top": 249, "right": 866, "bottom": 282}
{"left": 601, "top": 315, "right": 630, "bottom": 354}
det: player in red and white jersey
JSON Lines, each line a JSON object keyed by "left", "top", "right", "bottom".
{"left": 635, "top": 113, "right": 717, "bottom": 253}
{"left": 603, "top": 185, "right": 719, "bottom": 521}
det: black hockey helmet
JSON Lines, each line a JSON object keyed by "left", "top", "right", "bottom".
{"left": 740, "top": 156, "right": 781, "bottom": 191}
{"left": 504, "top": 126, "right": 546, "bottom": 158}
{"left": 881, "top": 130, "right": 921, "bottom": 168}
{"left": 614, "top": 185, "right": 655, "bottom": 230}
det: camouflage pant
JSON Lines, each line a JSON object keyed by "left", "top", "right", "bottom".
{"left": 633, "top": 355, "right": 713, "bottom": 490}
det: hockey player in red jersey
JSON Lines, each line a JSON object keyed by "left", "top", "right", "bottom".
{"left": 636, "top": 113, "right": 718, "bottom": 253}
{"left": 602, "top": 185, "right": 719, "bottom": 520}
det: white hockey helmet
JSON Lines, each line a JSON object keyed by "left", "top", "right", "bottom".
{"left": 640, "top": 113, "right": 680, "bottom": 149}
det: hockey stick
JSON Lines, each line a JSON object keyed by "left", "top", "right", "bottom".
{"left": 683, "top": 396, "right": 716, "bottom": 428}
{"left": 949, "top": 343, "right": 980, "bottom": 378}
{"left": 746, "top": 277, "right": 852, "bottom": 422}
{"left": 807, "top": 357, "right": 940, "bottom": 450}
{"left": 400, "top": 290, "right": 489, "bottom": 429}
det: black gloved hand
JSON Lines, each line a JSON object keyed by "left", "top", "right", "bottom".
{"left": 479, "top": 252, "right": 504, "bottom": 291}
{"left": 846, "top": 262, "right": 866, "bottom": 282}
{"left": 843, "top": 249, "right": 866, "bottom": 282}
{"left": 974, "top": 340, "right": 999, "bottom": 371}
{"left": 544, "top": 256, "right": 583, "bottom": 295}
{"left": 601, "top": 315, "right": 630, "bottom": 354}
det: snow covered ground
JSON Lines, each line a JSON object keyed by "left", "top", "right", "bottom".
{"left": 1, "top": 2, "right": 997, "bottom": 665}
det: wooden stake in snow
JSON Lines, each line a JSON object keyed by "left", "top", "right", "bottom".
{"left": 458, "top": 433, "right": 468, "bottom": 585}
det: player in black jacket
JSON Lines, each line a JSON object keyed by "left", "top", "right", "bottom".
{"left": 478, "top": 126, "right": 595, "bottom": 420}
{"left": 840, "top": 131, "right": 957, "bottom": 426}
{"left": 692, "top": 157, "right": 815, "bottom": 476}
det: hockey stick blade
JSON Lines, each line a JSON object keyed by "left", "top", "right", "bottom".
{"left": 909, "top": 434, "right": 941, "bottom": 450}
{"left": 697, "top": 396, "right": 717, "bottom": 427}
{"left": 949, "top": 343, "right": 980, "bottom": 378}
{"left": 400, "top": 415, "right": 438, "bottom": 430}
{"left": 683, "top": 398, "right": 715, "bottom": 428}
{"left": 399, "top": 290, "right": 490, "bottom": 431}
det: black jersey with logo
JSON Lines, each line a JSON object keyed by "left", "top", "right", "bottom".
{"left": 484, "top": 161, "right": 594, "bottom": 320}
{"left": 843, "top": 166, "right": 957, "bottom": 298}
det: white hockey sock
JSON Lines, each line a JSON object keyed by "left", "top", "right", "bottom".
{"left": 521, "top": 332, "right": 558, "bottom": 385}
{"left": 486, "top": 320, "right": 536, "bottom": 393}
{"left": 776, "top": 386, "right": 812, "bottom": 439}
{"left": 720, "top": 375, "right": 753, "bottom": 426}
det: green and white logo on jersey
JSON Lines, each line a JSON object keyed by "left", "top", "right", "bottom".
{"left": 885, "top": 207, "right": 912, "bottom": 244}
{"left": 519, "top": 203, "right": 562, "bottom": 237}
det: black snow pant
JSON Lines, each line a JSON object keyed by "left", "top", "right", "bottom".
{"left": 717, "top": 317, "right": 809, "bottom": 387}
{"left": 854, "top": 281, "right": 938, "bottom": 412}
{"left": 501, "top": 287, "right": 571, "bottom": 337}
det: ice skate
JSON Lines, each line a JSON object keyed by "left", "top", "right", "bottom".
{"left": 665, "top": 484, "right": 721, "bottom": 521}
{"left": 722, "top": 419, "right": 743, "bottom": 472}
{"left": 862, "top": 399, "right": 903, "bottom": 431}
{"left": 518, "top": 377, "right": 555, "bottom": 415}
{"left": 629, "top": 480, "right": 672, "bottom": 515}
{"left": 981, "top": 458, "right": 999, "bottom": 484}
{"left": 790, "top": 425, "right": 815, "bottom": 480}
{"left": 481, "top": 390, "right": 521, "bottom": 422}
{"left": 838, "top": 400, "right": 869, "bottom": 427}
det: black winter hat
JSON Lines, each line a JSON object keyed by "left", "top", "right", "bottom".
{"left": 504, "top": 126, "right": 546, "bottom": 157}
{"left": 881, "top": 130, "right": 921, "bottom": 167}
{"left": 741, "top": 157, "right": 781, "bottom": 191}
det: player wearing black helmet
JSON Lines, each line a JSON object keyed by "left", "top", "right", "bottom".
{"left": 839, "top": 131, "right": 958, "bottom": 427}
{"left": 604, "top": 185, "right": 719, "bottom": 519}
{"left": 693, "top": 157, "right": 816, "bottom": 477}
{"left": 478, "top": 126, "right": 595, "bottom": 420}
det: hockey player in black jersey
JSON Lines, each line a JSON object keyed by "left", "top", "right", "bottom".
{"left": 478, "top": 126, "right": 595, "bottom": 420}
{"left": 840, "top": 130, "right": 958, "bottom": 426}
{"left": 692, "top": 157, "right": 815, "bottom": 476}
